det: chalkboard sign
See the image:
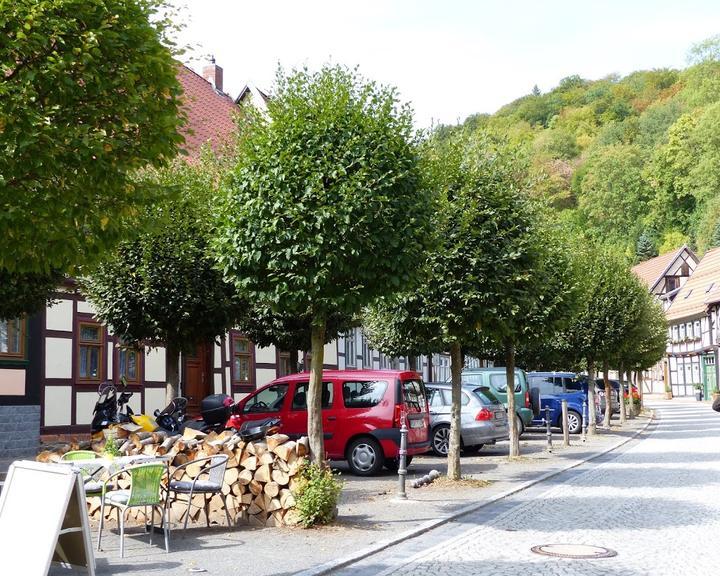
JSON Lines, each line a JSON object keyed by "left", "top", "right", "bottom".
{"left": 0, "top": 461, "right": 95, "bottom": 576}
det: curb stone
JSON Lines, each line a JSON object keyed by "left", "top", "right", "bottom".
{"left": 295, "top": 410, "right": 656, "bottom": 576}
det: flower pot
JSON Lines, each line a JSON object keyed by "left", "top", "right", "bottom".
{"left": 664, "top": 391, "right": 673, "bottom": 400}
{"left": 695, "top": 391, "right": 703, "bottom": 401}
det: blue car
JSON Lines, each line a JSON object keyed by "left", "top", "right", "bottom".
{"left": 526, "top": 372, "right": 592, "bottom": 434}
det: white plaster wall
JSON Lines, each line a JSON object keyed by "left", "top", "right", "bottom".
{"left": 145, "top": 347, "right": 166, "bottom": 382}
{"left": 233, "top": 392, "right": 249, "bottom": 403}
{"left": 45, "top": 337, "right": 73, "bottom": 379}
{"left": 256, "top": 368, "right": 276, "bottom": 387}
{"left": 46, "top": 299, "right": 73, "bottom": 332}
{"left": 324, "top": 341, "right": 338, "bottom": 366}
{"left": 76, "top": 300, "right": 97, "bottom": 315}
{"left": 225, "top": 367, "right": 231, "bottom": 393}
{"left": 75, "top": 392, "right": 97, "bottom": 425}
{"left": 255, "top": 344, "right": 276, "bottom": 364}
{"left": 214, "top": 343, "right": 222, "bottom": 369}
{"left": 45, "top": 386, "right": 72, "bottom": 426}
{"left": 214, "top": 373, "right": 223, "bottom": 394}
{"left": 0, "top": 368, "right": 25, "bottom": 395}
{"left": 144, "top": 388, "right": 166, "bottom": 416}
{"left": 225, "top": 338, "right": 230, "bottom": 363}
{"left": 127, "top": 393, "right": 142, "bottom": 415}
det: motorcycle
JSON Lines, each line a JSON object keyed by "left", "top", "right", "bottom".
{"left": 90, "top": 379, "right": 135, "bottom": 433}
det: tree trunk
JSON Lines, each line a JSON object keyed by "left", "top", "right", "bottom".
{"left": 603, "top": 360, "right": 612, "bottom": 428}
{"left": 638, "top": 369, "right": 645, "bottom": 412}
{"left": 587, "top": 359, "right": 597, "bottom": 435}
{"left": 505, "top": 339, "right": 520, "bottom": 458}
{"left": 626, "top": 369, "right": 635, "bottom": 419}
{"left": 447, "top": 341, "right": 463, "bottom": 481}
{"left": 308, "top": 321, "right": 326, "bottom": 465}
{"left": 408, "top": 355, "right": 418, "bottom": 372}
{"left": 618, "top": 363, "right": 626, "bottom": 425}
{"left": 289, "top": 350, "right": 299, "bottom": 374}
{"left": 165, "top": 341, "right": 180, "bottom": 405}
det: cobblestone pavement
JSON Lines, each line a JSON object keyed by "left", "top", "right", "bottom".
{"left": 334, "top": 400, "right": 720, "bottom": 576}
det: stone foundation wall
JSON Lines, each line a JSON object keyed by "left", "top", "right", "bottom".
{"left": 0, "top": 405, "right": 40, "bottom": 463}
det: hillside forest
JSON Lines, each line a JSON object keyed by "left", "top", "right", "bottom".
{"left": 440, "top": 35, "right": 720, "bottom": 262}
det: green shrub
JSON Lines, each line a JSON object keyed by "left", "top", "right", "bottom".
{"left": 293, "top": 462, "right": 343, "bottom": 528}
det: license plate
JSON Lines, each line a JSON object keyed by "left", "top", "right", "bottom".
{"left": 494, "top": 411, "right": 505, "bottom": 420}
{"left": 409, "top": 418, "right": 424, "bottom": 429}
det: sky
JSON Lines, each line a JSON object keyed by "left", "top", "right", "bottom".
{"left": 169, "top": 0, "right": 720, "bottom": 128}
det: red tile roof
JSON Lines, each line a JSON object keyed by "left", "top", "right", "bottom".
{"left": 176, "top": 64, "right": 238, "bottom": 160}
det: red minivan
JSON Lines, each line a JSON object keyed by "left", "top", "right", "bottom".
{"left": 228, "top": 370, "right": 431, "bottom": 476}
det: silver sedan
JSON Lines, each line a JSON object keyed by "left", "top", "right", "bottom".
{"left": 426, "top": 383, "right": 509, "bottom": 456}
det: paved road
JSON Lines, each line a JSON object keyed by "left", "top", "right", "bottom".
{"left": 333, "top": 400, "right": 720, "bottom": 576}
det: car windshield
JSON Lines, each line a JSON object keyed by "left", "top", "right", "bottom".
{"left": 461, "top": 373, "right": 483, "bottom": 386}
{"left": 472, "top": 386, "right": 500, "bottom": 405}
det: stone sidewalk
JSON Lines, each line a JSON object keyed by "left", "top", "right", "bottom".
{"left": 43, "top": 405, "right": 657, "bottom": 576}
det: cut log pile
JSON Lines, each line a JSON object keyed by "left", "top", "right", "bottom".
{"left": 36, "top": 426, "right": 309, "bottom": 528}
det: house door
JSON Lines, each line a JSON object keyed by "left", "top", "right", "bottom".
{"left": 703, "top": 354, "right": 716, "bottom": 399}
{"left": 184, "top": 342, "right": 212, "bottom": 416}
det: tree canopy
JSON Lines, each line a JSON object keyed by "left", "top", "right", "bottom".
{"left": 214, "top": 65, "right": 434, "bottom": 463}
{"left": 82, "top": 157, "right": 243, "bottom": 401}
{"left": 0, "top": 0, "right": 184, "bottom": 275}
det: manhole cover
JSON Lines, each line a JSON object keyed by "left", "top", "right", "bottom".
{"left": 531, "top": 544, "right": 617, "bottom": 559}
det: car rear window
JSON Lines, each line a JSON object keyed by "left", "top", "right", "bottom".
{"left": 291, "top": 382, "right": 333, "bottom": 410}
{"left": 472, "top": 386, "right": 500, "bottom": 405}
{"left": 402, "top": 379, "right": 427, "bottom": 411}
{"left": 489, "top": 373, "right": 521, "bottom": 393}
{"left": 342, "top": 380, "right": 388, "bottom": 408}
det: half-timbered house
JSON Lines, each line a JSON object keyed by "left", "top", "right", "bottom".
{"left": 665, "top": 247, "right": 720, "bottom": 398}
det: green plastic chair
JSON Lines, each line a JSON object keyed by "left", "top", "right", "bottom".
{"left": 61, "top": 450, "right": 105, "bottom": 496}
{"left": 98, "top": 462, "right": 169, "bottom": 557}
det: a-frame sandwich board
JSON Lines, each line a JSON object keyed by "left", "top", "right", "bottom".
{"left": 0, "top": 460, "right": 95, "bottom": 576}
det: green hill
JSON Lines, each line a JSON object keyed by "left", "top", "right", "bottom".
{"left": 448, "top": 34, "right": 720, "bottom": 261}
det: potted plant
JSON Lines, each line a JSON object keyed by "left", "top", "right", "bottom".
{"left": 694, "top": 383, "right": 704, "bottom": 402}
{"left": 712, "top": 387, "right": 720, "bottom": 402}
{"left": 664, "top": 383, "right": 673, "bottom": 400}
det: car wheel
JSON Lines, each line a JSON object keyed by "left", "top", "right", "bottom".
{"left": 431, "top": 424, "right": 451, "bottom": 456}
{"left": 514, "top": 414, "right": 524, "bottom": 437}
{"left": 346, "top": 437, "right": 384, "bottom": 476}
{"left": 384, "top": 455, "right": 413, "bottom": 471}
{"left": 566, "top": 410, "right": 582, "bottom": 434}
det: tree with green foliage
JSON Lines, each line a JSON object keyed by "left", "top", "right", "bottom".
{"left": 366, "top": 130, "right": 577, "bottom": 473}
{"left": 1, "top": 0, "right": 184, "bottom": 314}
{"left": 234, "top": 308, "right": 358, "bottom": 375}
{"left": 214, "top": 65, "right": 433, "bottom": 465}
{"left": 617, "top": 292, "right": 667, "bottom": 416}
{"left": 635, "top": 230, "right": 658, "bottom": 262}
{"left": 83, "top": 158, "right": 244, "bottom": 402}
{"left": 576, "top": 145, "right": 650, "bottom": 247}
{"left": 0, "top": 270, "right": 63, "bottom": 320}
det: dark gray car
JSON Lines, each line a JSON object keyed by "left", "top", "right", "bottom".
{"left": 426, "top": 383, "right": 509, "bottom": 456}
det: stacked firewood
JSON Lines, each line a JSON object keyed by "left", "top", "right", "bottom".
{"left": 36, "top": 426, "right": 309, "bottom": 527}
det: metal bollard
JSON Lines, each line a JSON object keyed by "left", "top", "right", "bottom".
{"left": 581, "top": 398, "right": 588, "bottom": 443}
{"left": 397, "top": 409, "right": 408, "bottom": 499}
{"left": 561, "top": 399, "right": 570, "bottom": 447}
{"left": 544, "top": 405, "right": 553, "bottom": 452}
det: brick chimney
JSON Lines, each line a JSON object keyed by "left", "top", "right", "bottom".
{"left": 202, "top": 56, "right": 223, "bottom": 92}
